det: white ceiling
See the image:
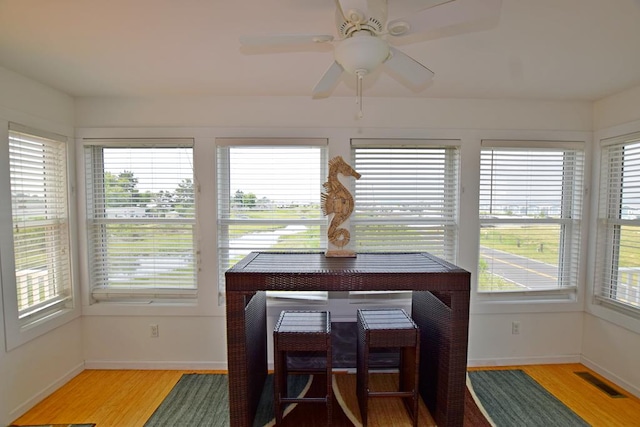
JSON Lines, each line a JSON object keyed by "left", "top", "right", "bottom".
{"left": 1, "top": 0, "right": 640, "bottom": 101}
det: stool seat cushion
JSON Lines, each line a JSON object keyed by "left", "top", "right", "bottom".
{"left": 358, "top": 309, "right": 418, "bottom": 348}
{"left": 275, "top": 311, "right": 330, "bottom": 333}
{"left": 358, "top": 309, "right": 417, "bottom": 329}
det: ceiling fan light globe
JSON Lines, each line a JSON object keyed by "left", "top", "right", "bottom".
{"left": 334, "top": 32, "right": 389, "bottom": 75}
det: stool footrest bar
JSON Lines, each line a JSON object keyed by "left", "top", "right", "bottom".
{"left": 280, "top": 397, "right": 328, "bottom": 404}
{"left": 368, "top": 391, "right": 415, "bottom": 398}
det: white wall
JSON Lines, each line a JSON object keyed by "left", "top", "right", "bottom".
{"left": 82, "top": 316, "right": 228, "bottom": 369}
{"left": 0, "top": 66, "right": 83, "bottom": 426}
{"left": 593, "top": 85, "right": 640, "bottom": 130}
{"left": 469, "top": 312, "right": 584, "bottom": 366}
{"left": 582, "top": 314, "right": 640, "bottom": 397}
{"left": 75, "top": 95, "right": 595, "bottom": 375}
{"left": 74, "top": 95, "right": 592, "bottom": 130}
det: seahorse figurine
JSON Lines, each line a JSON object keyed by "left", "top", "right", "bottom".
{"left": 321, "top": 156, "right": 361, "bottom": 257}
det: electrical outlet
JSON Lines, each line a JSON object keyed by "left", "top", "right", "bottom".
{"left": 511, "top": 321, "right": 520, "bottom": 335}
{"left": 150, "top": 324, "right": 159, "bottom": 338}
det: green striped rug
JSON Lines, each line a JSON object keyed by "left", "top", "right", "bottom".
{"left": 145, "top": 370, "right": 589, "bottom": 426}
{"left": 144, "top": 374, "right": 229, "bottom": 427}
{"left": 468, "top": 369, "right": 590, "bottom": 426}
{"left": 143, "top": 373, "right": 310, "bottom": 427}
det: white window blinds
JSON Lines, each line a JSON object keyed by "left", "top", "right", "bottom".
{"left": 352, "top": 140, "right": 459, "bottom": 262}
{"left": 217, "top": 139, "right": 327, "bottom": 301}
{"left": 479, "top": 141, "right": 584, "bottom": 293}
{"left": 595, "top": 132, "right": 640, "bottom": 312}
{"left": 9, "top": 123, "right": 73, "bottom": 321}
{"left": 84, "top": 140, "right": 196, "bottom": 301}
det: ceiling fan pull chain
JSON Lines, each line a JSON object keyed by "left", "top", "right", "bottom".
{"left": 356, "top": 70, "right": 364, "bottom": 119}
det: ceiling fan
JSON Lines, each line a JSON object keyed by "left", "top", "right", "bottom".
{"left": 240, "top": 0, "right": 502, "bottom": 117}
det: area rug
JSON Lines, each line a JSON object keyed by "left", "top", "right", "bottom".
{"left": 332, "top": 373, "right": 434, "bottom": 426}
{"left": 331, "top": 373, "right": 493, "bottom": 427}
{"left": 467, "top": 369, "right": 589, "bottom": 426}
{"left": 143, "top": 374, "right": 230, "bottom": 427}
{"left": 146, "top": 373, "right": 491, "bottom": 426}
{"left": 252, "top": 374, "right": 313, "bottom": 427}
{"left": 143, "top": 373, "right": 312, "bottom": 427}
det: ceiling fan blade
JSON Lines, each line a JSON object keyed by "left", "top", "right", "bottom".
{"left": 239, "top": 34, "right": 334, "bottom": 47}
{"left": 385, "top": 47, "right": 434, "bottom": 87}
{"left": 387, "top": 0, "right": 502, "bottom": 37}
{"left": 312, "top": 61, "right": 344, "bottom": 98}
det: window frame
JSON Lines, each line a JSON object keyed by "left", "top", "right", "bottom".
{"left": 82, "top": 138, "right": 197, "bottom": 304}
{"left": 594, "top": 132, "right": 640, "bottom": 317}
{"left": 478, "top": 140, "right": 585, "bottom": 299}
{"left": 349, "top": 139, "right": 461, "bottom": 303}
{"left": 216, "top": 138, "right": 329, "bottom": 304}
{"left": 351, "top": 139, "right": 461, "bottom": 262}
{"left": 0, "top": 122, "right": 79, "bottom": 350}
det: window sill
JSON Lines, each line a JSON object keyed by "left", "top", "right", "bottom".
{"left": 586, "top": 299, "right": 640, "bottom": 335}
{"left": 472, "top": 289, "right": 583, "bottom": 315}
{"left": 82, "top": 300, "right": 225, "bottom": 317}
{"left": 5, "top": 306, "right": 81, "bottom": 351}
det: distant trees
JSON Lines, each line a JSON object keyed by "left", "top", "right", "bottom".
{"left": 174, "top": 178, "right": 195, "bottom": 215}
{"left": 105, "top": 174, "right": 275, "bottom": 213}
{"left": 105, "top": 171, "right": 194, "bottom": 216}
{"left": 105, "top": 170, "right": 139, "bottom": 207}
{"left": 233, "top": 190, "right": 258, "bottom": 208}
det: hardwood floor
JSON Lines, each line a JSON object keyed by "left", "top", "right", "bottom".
{"left": 11, "top": 364, "right": 640, "bottom": 427}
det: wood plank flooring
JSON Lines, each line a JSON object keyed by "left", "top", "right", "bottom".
{"left": 11, "top": 364, "right": 640, "bottom": 427}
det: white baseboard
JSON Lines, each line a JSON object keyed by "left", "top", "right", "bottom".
{"left": 467, "top": 354, "right": 581, "bottom": 367}
{"left": 580, "top": 356, "right": 640, "bottom": 398}
{"left": 9, "top": 361, "right": 85, "bottom": 422}
{"left": 83, "top": 360, "right": 228, "bottom": 370}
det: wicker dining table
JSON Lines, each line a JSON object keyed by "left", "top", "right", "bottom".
{"left": 225, "top": 251, "right": 471, "bottom": 427}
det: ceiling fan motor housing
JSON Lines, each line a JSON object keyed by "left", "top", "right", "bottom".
{"left": 336, "top": 0, "right": 388, "bottom": 37}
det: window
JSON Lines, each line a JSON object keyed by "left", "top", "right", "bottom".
{"left": 7, "top": 123, "right": 73, "bottom": 324}
{"left": 217, "top": 139, "right": 327, "bottom": 301}
{"left": 352, "top": 140, "right": 460, "bottom": 261}
{"left": 84, "top": 139, "right": 196, "bottom": 302}
{"left": 479, "top": 141, "right": 585, "bottom": 294}
{"left": 595, "top": 132, "right": 640, "bottom": 313}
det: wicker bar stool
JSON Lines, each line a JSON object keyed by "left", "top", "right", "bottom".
{"left": 356, "top": 308, "right": 420, "bottom": 427}
{"left": 273, "top": 310, "right": 332, "bottom": 426}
